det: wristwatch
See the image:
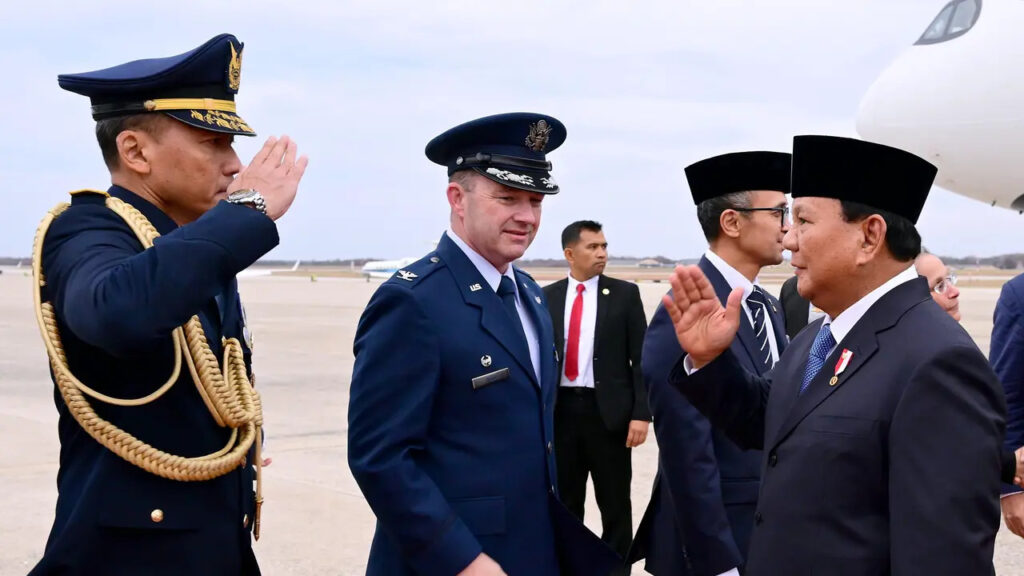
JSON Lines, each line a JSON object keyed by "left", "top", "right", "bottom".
{"left": 226, "top": 189, "right": 268, "bottom": 216}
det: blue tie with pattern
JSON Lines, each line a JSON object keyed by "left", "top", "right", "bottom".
{"left": 800, "top": 323, "right": 836, "bottom": 395}
{"left": 746, "top": 286, "right": 774, "bottom": 371}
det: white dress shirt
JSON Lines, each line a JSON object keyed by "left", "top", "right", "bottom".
{"left": 446, "top": 229, "right": 542, "bottom": 383}
{"left": 705, "top": 250, "right": 780, "bottom": 363}
{"left": 559, "top": 273, "right": 600, "bottom": 388}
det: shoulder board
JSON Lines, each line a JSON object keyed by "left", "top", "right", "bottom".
{"left": 69, "top": 189, "right": 110, "bottom": 206}
{"left": 385, "top": 252, "right": 444, "bottom": 286}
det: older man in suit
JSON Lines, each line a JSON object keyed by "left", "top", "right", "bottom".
{"left": 663, "top": 135, "right": 1005, "bottom": 575}
{"left": 629, "top": 151, "right": 791, "bottom": 576}
{"left": 543, "top": 220, "right": 651, "bottom": 564}
{"left": 348, "top": 113, "right": 619, "bottom": 576}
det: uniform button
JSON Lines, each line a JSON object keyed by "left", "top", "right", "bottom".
{"left": 754, "top": 512, "right": 763, "bottom": 525}
{"left": 547, "top": 441, "right": 553, "bottom": 453}
{"left": 769, "top": 451, "right": 778, "bottom": 467}
{"left": 151, "top": 509, "right": 164, "bottom": 523}
{"left": 243, "top": 514, "right": 250, "bottom": 528}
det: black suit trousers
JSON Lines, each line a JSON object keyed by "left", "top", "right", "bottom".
{"left": 555, "top": 387, "right": 633, "bottom": 560}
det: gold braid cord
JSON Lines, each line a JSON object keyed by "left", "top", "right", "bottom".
{"left": 32, "top": 194, "right": 265, "bottom": 539}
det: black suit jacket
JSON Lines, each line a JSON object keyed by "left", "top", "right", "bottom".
{"left": 779, "top": 275, "right": 810, "bottom": 340}
{"left": 672, "top": 276, "right": 1006, "bottom": 576}
{"left": 544, "top": 274, "right": 652, "bottom": 431}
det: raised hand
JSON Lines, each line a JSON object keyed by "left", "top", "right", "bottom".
{"left": 661, "top": 265, "right": 743, "bottom": 369}
{"left": 228, "top": 135, "right": 309, "bottom": 221}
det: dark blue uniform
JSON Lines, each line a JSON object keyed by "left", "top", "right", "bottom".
{"left": 630, "top": 256, "right": 787, "bottom": 575}
{"left": 992, "top": 273, "right": 1024, "bottom": 497}
{"left": 33, "top": 33, "right": 276, "bottom": 576}
{"left": 30, "top": 186, "right": 277, "bottom": 575}
{"left": 348, "top": 112, "right": 621, "bottom": 576}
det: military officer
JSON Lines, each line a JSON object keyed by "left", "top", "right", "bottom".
{"left": 347, "top": 113, "right": 620, "bottom": 576}
{"left": 30, "top": 34, "right": 307, "bottom": 575}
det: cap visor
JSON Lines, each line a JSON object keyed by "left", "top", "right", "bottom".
{"left": 164, "top": 109, "right": 256, "bottom": 136}
{"left": 473, "top": 167, "right": 559, "bottom": 194}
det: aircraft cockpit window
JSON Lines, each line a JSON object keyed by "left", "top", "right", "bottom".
{"left": 915, "top": 0, "right": 981, "bottom": 45}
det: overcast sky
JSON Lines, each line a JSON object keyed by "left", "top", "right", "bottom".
{"left": 3, "top": 0, "right": 1020, "bottom": 262}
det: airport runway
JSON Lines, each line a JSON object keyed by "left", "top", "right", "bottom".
{"left": 2, "top": 270, "right": 1023, "bottom": 575}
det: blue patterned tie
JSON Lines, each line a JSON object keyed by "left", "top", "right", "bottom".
{"left": 746, "top": 286, "right": 774, "bottom": 371}
{"left": 800, "top": 323, "right": 836, "bottom": 395}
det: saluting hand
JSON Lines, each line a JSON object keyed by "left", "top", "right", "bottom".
{"left": 228, "top": 135, "right": 309, "bottom": 221}
{"left": 661, "top": 265, "right": 744, "bottom": 370}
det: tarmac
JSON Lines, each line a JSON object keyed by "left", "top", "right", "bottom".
{"left": 2, "top": 267, "right": 1022, "bottom": 575}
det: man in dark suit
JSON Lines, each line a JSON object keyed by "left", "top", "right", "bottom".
{"left": 30, "top": 35, "right": 306, "bottom": 575}
{"left": 629, "top": 151, "right": 791, "bottom": 576}
{"left": 992, "top": 272, "right": 1024, "bottom": 538}
{"left": 663, "top": 135, "right": 1006, "bottom": 575}
{"left": 543, "top": 220, "right": 651, "bottom": 562}
{"left": 348, "top": 113, "right": 619, "bottom": 576}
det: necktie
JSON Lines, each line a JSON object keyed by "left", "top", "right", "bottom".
{"left": 746, "top": 286, "right": 774, "bottom": 371}
{"left": 498, "top": 276, "right": 527, "bottom": 344}
{"left": 565, "top": 283, "right": 585, "bottom": 381}
{"left": 800, "top": 323, "right": 836, "bottom": 395}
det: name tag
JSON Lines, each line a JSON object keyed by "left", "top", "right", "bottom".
{"left": 472, "top": 368, "right": 510, "bottom": 390}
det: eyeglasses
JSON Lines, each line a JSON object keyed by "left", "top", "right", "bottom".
{"left": 733, "top": 206, "right": 790, "bottom": 227}
{"left": 934, "top": 274, "right": 958, "bottom": 295}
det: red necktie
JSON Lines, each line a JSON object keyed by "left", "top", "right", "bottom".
{"left": 565, "top": 283, "right": 585, "bottom": 381}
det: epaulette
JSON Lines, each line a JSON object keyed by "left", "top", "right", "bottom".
{"left": 69, "top": 188, "right": 110, "bottom": 205}
{"left": 385, "top": 252, "right": 445, "bottom": 287}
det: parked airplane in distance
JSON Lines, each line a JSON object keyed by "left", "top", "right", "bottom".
{"left": 360, "top": 257, "right": 418, "bottom": 280}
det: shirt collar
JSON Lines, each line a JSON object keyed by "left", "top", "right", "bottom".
{"left": 824, "top": 264, "right": 918, "bottom": 345}
{"left": 445, "top": 228, "right": 517, "bottom": 297}
{"left": 567, "top": 272, "right": 600, "bottom": 295}
{"left": 705, "top": 249, "right": 756, "bottom": 300}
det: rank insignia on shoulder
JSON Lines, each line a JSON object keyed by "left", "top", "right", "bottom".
{"left": 397, "top": 270, "right": 418, "bottom": 281}
{"left": 470, "top": 283, "right": 482, "bottom": 292}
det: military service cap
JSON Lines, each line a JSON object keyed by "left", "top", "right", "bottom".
{"left": 685, "top": 151, "right": 792, "bottom": 205}
{"left": 791, "top": 135, "right": 936, "bottom": 224}
{"left": 425, "top": 112, "right": 566, "bottom": 194}
{"left": 57, "top": 33, "right": 255, "bottom": 136}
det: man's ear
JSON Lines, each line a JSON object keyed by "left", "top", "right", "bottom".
{"left": 115, "top": 129, "right": 154, "bottom": 176}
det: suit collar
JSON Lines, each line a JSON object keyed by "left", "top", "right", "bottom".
{"left": 437, "top": 234, "right": 538, "bottom": 385}
{"left": 769, "top": 276, "right": 932, "bottom": 448}
{"left": 822, "top": 264, "right": 918, "bottom": 349}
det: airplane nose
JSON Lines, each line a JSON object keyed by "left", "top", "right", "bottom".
{"left": 855, "top": 50, "right": 924, "bottom": 145}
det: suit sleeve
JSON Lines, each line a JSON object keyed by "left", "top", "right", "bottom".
{"left": 644, "top": 304, "right": 743, "bottom": 575}
{"left": 43, "top": 201, "right": 278, "bottom": 358}
{"left": 628, "top": 284, "right": 652, "bottom": 421}
{"left": 991, "top": 279, "right": 1024, "bottom": 495}
{"left": 889, "top": 345, "right": 1005, "bottom": 575}
{"left": 347, "top": 283, "right": 481, "bottom": 576}
{"left": 669, "top": 349, "right": 770, "bottom": 451}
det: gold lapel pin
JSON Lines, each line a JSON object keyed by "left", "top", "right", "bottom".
{"left": 829, "top": 376, "right": 838, "bottom": 386}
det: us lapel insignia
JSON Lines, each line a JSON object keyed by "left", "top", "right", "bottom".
{"left": 602, "top": 288, "right": 610, "bottom": 295}
{"left": 397, "top": 270, "right": 418, "bottom": 281}
{"left": 831, "top": 349, "right": 854, "bottom": 386}
{"left": 481, "top": 355, "right": 492, "bottom": 367}
{"left": 535, "top": 296, "right": 542, "bottom": 304}
{"left": 430, "top": 257, "right": 440, "bottom": 263}
{"left": 469, "top": 283, "right": 482, "bottom": 292}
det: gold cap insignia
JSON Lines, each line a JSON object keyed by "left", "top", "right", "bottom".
{"left": 525, "top": 119, "right": 552, "bottom": 152}
{"left": 228, "top": 42, "right": 243, "bottom": 93}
